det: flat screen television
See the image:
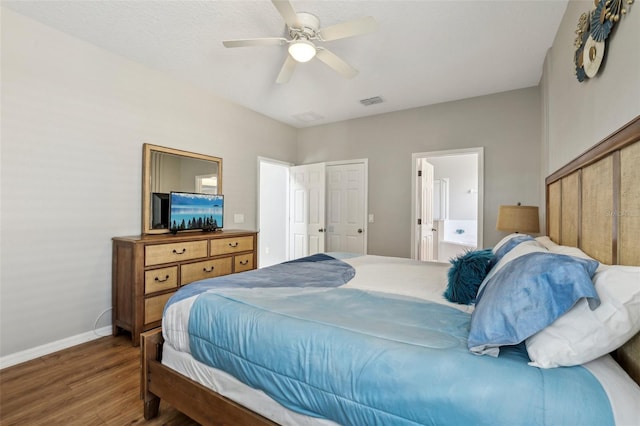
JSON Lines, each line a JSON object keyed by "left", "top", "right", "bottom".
{"left": 151, "top": 192, "right": 170, "bottom": 229}
{"left": 169, "top": 192, "right": 223, "bottom": 232}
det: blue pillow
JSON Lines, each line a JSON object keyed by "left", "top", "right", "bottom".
{"left": 468, "top": 252, "right": 599, "bottom": 356}
{"left": 444, "top": 249, "right": 494, "bottom": 305}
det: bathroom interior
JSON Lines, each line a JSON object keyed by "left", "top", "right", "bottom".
{"left": 428, "top": 154, "right": 479, "bottom": 262}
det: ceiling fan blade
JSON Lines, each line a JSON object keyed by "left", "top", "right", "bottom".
{"left": 276, "top": 55, "right": 297, "bottom": 84}
{"left": 318, "top": 16, "right": 378, "bottom": 41}
{"left": 315, "top": 48, "right": 358, "bottom": 79}
{"left": 222, "top": 38, "right": 288, "bottom": 48}
{"left": 271, "top": 0, "right": 301, "bottom": 28}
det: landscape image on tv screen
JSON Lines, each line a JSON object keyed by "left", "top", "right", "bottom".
{"left": 169, "top": 192, "right": 223, "bottom": 231}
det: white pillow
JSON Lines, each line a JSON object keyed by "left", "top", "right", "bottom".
{"left": 535, "top": 236, "right": 558, "bottom": 250}
{"left": 494, "top": 233, "right": 533, "bottom": 253}
{"left": 534, "top": 237, "right": 605, "bottom": 271}
{"left": 526, "top": 264, "right": 640, "bottom": 368}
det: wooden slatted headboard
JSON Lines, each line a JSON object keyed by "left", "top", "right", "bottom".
{"left": 545, "top": 115, "right": 640, "bottom": 385}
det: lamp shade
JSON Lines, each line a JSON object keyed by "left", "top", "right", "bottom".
{"left": 288, "top": 40, "right": 316, "bottom": 63}
{"left": 496, "top": 205, "right": 540, "bottom": 233}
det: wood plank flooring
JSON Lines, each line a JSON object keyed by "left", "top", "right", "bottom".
{"left": 0, "top": 334, "right": 199, "bottom": 425}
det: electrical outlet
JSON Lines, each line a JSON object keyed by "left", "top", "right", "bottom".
{"left": 234, "top": 213, "right": 245, "bottom": 224}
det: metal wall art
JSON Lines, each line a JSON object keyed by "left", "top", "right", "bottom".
{"left": 574, "top": 0, "right": 634, "bottom": 82}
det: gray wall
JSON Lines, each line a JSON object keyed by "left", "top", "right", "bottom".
{"left": 297, "top": 88, "right": 541, "bottom": 257}
{"left": 543, "top": 0, "right": 640, "bottom": 175}
{"left": 1, "top": 9, "right": 297, "bottom": 358}
{"left": 538, "top": 0, "right": 639, "bottom": 232}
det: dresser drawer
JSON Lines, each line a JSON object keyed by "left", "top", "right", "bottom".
{"left": 210, "top": 236, "right": 254, "bottom": 255}
{"left": 234, "top": 253, "right": 254, "bottom": 273}
{"left": 113, "top": 230, "right": 258, "bottom": 346}
{"left": 144, "top": 292, "right": 173, "bottom": 324}
{"left": 145, "top": 241, "right": 208, "bottom": 266}
{"left": 144, "top": 266, "right": 178, "bottom": 294}
{"left": 181, "top": 257, "right": 233, "bottom": 286}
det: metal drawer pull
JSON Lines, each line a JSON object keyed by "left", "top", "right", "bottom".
{"left": 203, "top": 266, "right": 215, "bottom": 273}
{"left": 239, "top": 260, "right": 249, "bottom": 265}
{"left": 228, "top": 242, "right": 239, "bottom": 248}
{"left": 154, "top": 275, "right": 170, "bottom": 283}
{"left": 172, "top": 248, "right": 186, "bottom": 254}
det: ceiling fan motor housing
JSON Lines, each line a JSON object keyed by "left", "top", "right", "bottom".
{"left": 290, "top": 12, "right": 320, "bottom": 40}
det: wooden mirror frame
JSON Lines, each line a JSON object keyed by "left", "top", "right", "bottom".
{"left": 142, "top": 144, "right": 223, "bottom": 235}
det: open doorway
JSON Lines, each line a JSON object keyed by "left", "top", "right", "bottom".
{"left": 410, "top": 148, "right": 484, "bottom": 261}
{"left": 257, "top": 157, "right": 291, "bottom": 267}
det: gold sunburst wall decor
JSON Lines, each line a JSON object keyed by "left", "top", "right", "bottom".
{"left": 574, "top": 0, "right": 634, "bottom": 82}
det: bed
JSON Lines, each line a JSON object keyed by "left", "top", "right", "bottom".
{"left": 141, "top": 115, "right": 640, "bottom": 425}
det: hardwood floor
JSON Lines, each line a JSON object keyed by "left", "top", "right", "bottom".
{"left": 0, "top": 334, "right": 199, "bottom": 425}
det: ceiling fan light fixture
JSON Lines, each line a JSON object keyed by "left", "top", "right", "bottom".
{"left": 288, "top": 39, "right": 316, "bottom": 62}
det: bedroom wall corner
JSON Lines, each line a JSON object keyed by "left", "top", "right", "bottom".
{"left": 0, "top": 8, "right": 297, "bottom": 360}
{"left": 545, "top": 0, "right": 640, "bottom": 173}
{"left": 539, "top": 47, "right": 552, "bottom": 235}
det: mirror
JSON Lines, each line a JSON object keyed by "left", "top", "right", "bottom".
{"left": 142, "top": 144, "right": 222, "bottom": 234}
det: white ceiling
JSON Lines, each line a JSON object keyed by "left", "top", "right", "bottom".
{"left": 3, "top": 0, "right": 568, "bottom": 128}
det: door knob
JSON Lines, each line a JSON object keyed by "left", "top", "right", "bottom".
{"left": 318, "top": 228, "right": 325, "bottom": 232}
{"left": 357, "top": 229, "right": 363, "bottom": 234}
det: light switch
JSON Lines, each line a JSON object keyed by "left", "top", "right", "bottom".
{"left": 234, "top": 213, "right": 245, "bottom": 224}
{"left": 368, "top": 214, "right": 374, "bottom": 223}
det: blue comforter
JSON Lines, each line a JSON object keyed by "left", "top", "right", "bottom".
{"left": 174, "top": 255, "right": 615, "bottom": 425}
{"left": 165, "top": 253, "right": 355, "bottom": 309}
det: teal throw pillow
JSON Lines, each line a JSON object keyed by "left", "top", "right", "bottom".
{"left": 444, "top": 249, "right": 494, "bottom": 305}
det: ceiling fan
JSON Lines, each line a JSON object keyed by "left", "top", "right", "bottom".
{"left": 222, "top": 0, "right": 378, "bottom": 84}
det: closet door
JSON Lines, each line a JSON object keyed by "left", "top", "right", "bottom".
{"left": 289, "top": 163, "right": 326, "bottom": 259}
{"left": 326, "top": 162, "right": 366, "bottom": 254}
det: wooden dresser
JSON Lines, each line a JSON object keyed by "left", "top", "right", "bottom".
{"left": 112, "top": 230, "right": 257, "bottom": 346}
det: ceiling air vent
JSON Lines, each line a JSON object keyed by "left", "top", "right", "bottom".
{"left": 360, "top": 96, "right": 383, "bottom": 106}
{"left": 292, "top": 111, "right": 325, "bottom": 122}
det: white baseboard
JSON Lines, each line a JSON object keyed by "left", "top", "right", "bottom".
{"left": 0, "top": 326, "right": 112, "bottom": 370}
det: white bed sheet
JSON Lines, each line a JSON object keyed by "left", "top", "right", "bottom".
{"left": 162, "top": 342, "right": 338, "bottom": 426}
{"left": 341, "top": 254, "right": 473, "bottom": 313}
{"left": 161, "top": 254, "right": 640, "bottom": 425}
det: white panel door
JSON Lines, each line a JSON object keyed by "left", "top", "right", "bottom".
{"left": 418, "top": 159, "right": 435, "bottom": 261}
{"left": 326, "top": 163, "right": 366, "bottom": 254}
{"left": 289, "top": 163, "right": 326, "bottom": 259}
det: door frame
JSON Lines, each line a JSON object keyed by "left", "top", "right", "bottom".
{"left": 258, "top": 157, "right": 369, "bottom": 263}
{"left": 410, "top": 147, "right": 484, "bottom": 260}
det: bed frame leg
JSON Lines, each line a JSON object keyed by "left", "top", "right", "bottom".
{"left": 141, "top": 328, "right": 163, "bottom": 420}
{"left": 144, "top": 396, "right": 161, "bottom": 420}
